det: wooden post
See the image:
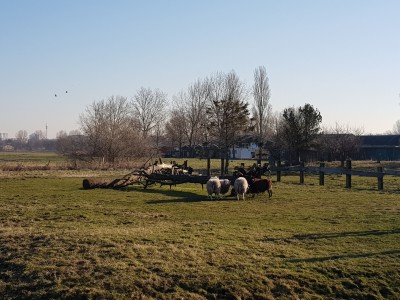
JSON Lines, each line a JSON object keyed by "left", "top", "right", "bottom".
{"left": 300, "top": 162, "right": 305, "bottom": 184}
{"left": 319, "top": 162, "right": 325, "bottom": 186}
{"left": 277, "top": 160, "right": 281, "bottom": 182}
{"left": 207, "top": 157, "right": 211, "bottom": 177}
{"left": 377, "top": 166, "right": 383, "bottom": 190}
{"left": 257, "top": 142, "right": 263, "bottom": 165}
{"left": 346, "top": 159, "right": 352, "bottom": 189}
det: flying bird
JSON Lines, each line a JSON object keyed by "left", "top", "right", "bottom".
{"left": 54, "top": 90, "right": 69, "bottom": 99}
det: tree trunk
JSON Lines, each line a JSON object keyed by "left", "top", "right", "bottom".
{"left": 225, "top": 150, "right": 230, "bottom": 174}
{"left": 82, "top": 175, "right": 141, "bottom": 189}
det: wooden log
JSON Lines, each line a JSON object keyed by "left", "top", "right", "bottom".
{"left": 82, "top": 175, "right": 142, "bottom": 189}
{"left": 82, "top": 178, "right": 113, "bottom": 189}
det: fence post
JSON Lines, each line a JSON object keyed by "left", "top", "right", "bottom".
{"left": 207, "top": 157, "right": 211, "bottom": 177}
{"left": 277, "top": 160, "right": 281, "bottom": 182}
{"left": 319, "top": 162, "right": 325, "bottom": 186}
{"left": 377, "top": 166, "right": 383, "bottom": 190}
{"left": 300, "top": 162, "right": 305, "bottom": 184}
{"left": 345, "top": 159, "right": 352, "bottom": 188}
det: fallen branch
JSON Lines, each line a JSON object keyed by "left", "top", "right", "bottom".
{"left": 82, "top": 174, "right": 143, "bottom": 189}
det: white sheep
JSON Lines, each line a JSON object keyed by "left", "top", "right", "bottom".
{"left": 234, "top": 177, "right": 249, "bottom": 200}
{"left": 206, "top": 176, "right": 222, "bottom": 200}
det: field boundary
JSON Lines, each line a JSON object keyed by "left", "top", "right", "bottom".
{"left": 272, "top": 159, "right": 400, "bottom": 190}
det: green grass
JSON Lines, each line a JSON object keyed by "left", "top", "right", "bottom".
{"left": 0, "top": 151, "right": 66, "bottom": 163}
{"left": 0, "top": 152, "right": 68, "bottom": 172}
{"left": 0, "top": 152, "right": 251, "bottom": 175}
{"left": 1, "top": 167, "right": 399, "bottom": 299}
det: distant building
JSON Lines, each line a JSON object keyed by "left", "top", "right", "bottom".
{"left": 165, "top": 136, "right": 267, "bottom": 160}
{"left": 0, "top": 133, "right": 8, "bottom": 140}
{"left": 2, "top": 144, "right": 14, "bottom": 151}
{"left": 229, "top": 136, "right": 258, "bottom": 159}
{"left": 357, "top": 135, "right": 400, "bottom": 161}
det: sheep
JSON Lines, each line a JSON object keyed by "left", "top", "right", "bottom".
{"left": 206, "top": 176, "right": 221, "bottom": 200}
{"left": 249, "top": 178, "right": 273, "bottom": 197}
{"left": 234, "top": 177, "right": 249, "bottom": 200}
{"left": 219, "top": 179, "right": 231, "bottom": 195}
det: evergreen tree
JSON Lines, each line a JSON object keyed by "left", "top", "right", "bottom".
{"left": 282, "top": 103, "right": 322, "bottom": 163}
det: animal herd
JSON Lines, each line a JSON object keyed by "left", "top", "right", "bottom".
{"left": 206, "top": 175, "right": 273, "bottom": 200}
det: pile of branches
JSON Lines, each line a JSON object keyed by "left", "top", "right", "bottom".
{"left": 82, "top": 159, "right": 201, "bottom": 189}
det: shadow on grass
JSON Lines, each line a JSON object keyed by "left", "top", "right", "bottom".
{"left": 264, "top": 228, "right": 400, "bottom": 242}
{"left": 0, "top": 245, "right": 55, "bottom": 298}
{"left": 287, "top": 249, "right": 400, "bottom": 263}
{"left": 294, "top": 228, "right": 400, "bottom": 240}
{"left": 349, "top": 186, "right": 400, "bottom": 193}
{"left": 130, "top": 187, "right": 236, "bottom": 204}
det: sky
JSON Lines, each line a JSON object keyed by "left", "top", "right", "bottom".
{"left": 1, "top": 0, "right": 399, "bottom": 139}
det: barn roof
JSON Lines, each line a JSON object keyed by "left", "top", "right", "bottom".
{"left": 360, "top": 135, "right": 400, "bottom": 147}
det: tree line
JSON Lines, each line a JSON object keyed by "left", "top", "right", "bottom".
{"left": 4, "top": 66, "right": 381, "bottom": 168}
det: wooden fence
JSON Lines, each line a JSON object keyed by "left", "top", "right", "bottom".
{"left": 271, "top": 160, "right": 400, "bottom": 190}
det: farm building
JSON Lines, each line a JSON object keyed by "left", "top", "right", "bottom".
{"left": 166, "top": 136, "right": 268, "bottom": 160}
{"left": 229, "top": 136, "right": 259, "bottom": 159}
{"left": 229, "top": 136, "right": 270, "bottom": 160}
{"left": 163, "top": 134, "right": 400, "bottom": 162}
{"left": 356, "top": 135, "right": 400, "bottom": 160}
{"left": 167, "top": 144, "right": 221, "bottom": 159}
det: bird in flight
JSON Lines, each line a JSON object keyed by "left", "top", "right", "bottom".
{"left": 54, "top": 91, "right": 69, "bottom": 99}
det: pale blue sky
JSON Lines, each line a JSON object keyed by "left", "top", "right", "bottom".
{"left": 1, "top": 0, "right": 399, "bottom": 138}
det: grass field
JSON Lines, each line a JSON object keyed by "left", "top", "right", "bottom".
{"left": 0, "top": 154, "right": 399, "bottom": 299}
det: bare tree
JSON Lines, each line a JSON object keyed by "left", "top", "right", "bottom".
{"left": 31, "top": 130, "right": 46, "bottom": 140}
{"left": 56, "top": 132, "right": 89, "bottom": 166}
{"left": 153, "top": 119, "right": 166, "bottom": 157}
{"left": 321, "top": 123, "right": 364, "bottom": 165}
{"left": 253, "top": 66, "right": 272, "bottom": 141}
{"left": 173, "top": 78, "right": 210, "bottom": 156}
{"left": 80, "top": 95, "right": 144, "bottom": 164}
{"left": 253, "top": 66, "right": 272, "bottom": 163}
{"left": 132, "top": 87, "right": 167, "bottom": 138}
{"left": 15, "top": 130, "right": 28, "bottom": 142}
{"left": 206, "top": 71, "right": 251, "bottom": 174}
{"left": 165, "top": 109, "right": 187, "bottom": 157}
{"left": 56, "top": 130, "right": 68, "bottom": 139}
{"left": 268, "top": 112, "right": 286, "bottom": 163}
{"left": 27, "top": 130, "right": 46, "bottom": 150}
{"left": 15, "top": 130, "right": 28, "bottom": 150}
{"left": 69, "top": 129, "right": 81, "bottom": 136}
{"left": 391, "top": 120, "right": 400, "bottom": 134}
